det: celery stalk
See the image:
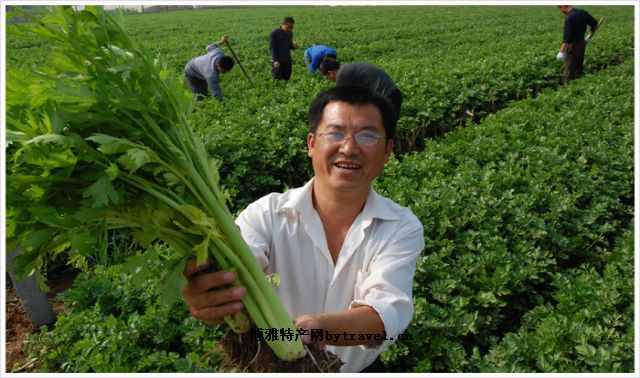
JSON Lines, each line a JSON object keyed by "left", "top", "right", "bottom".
{"left": 6, "top": 6, "right": 306, "bottom": 362}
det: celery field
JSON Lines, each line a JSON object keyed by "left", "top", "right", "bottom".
{"left": 5, "top": 5, "right": 636, "bottom": 373}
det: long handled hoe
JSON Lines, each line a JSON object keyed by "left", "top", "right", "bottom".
{"left": 226, "top": 40, "right": 256, "bottom": 88}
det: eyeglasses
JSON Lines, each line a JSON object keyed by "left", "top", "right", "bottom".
{"left": 317, "top": 131, "right": 384, "bottom": 146}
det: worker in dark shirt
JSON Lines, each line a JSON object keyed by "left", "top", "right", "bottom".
{"left": 269, "top": 16, "right": 300, "bottom": 81}
{"left": 319, "top": 58, "right": 402, "bottom": 120}
{"left": 557, "top": 5, "right": 599, "bottom": 84}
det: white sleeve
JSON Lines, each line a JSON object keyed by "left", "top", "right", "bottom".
{"left": 234, "top": 198, "right": 274, "bottom": 270}
{"left": 349, "top": 216, "right": 424, "bottom": 350}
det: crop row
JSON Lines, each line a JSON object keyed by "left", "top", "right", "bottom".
{"left": 373, "top": 59, "right": 635, "bottom": 372}
{"left": 5, "top": 6, "right": 634, "bottom": 211}
{"left": 191, "top": 6, "right": 634, "bottom": 210}
{"left": 131, "top": 6, "right": 635, "bottom": 152}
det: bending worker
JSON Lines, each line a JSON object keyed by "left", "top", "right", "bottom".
{"left": 184, "top": 35, "right": 235, "bottom": 100}
{"left": 304, "top": 44, "right": 337, "bottom": 73}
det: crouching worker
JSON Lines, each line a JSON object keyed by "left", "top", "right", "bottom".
{"left": 182, "top": 85, "right": 424, "bottom": 372}
{"left": 184, "top": 35, "right": 235, "bottom": 100}
{"left": 304, "top": 44, "right": 337, "bottom": 73}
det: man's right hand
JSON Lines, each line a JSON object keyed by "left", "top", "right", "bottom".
{"left": 182, "top": 259, "right": 246, "bottom": 325}
{"left": 273, "top": 61, "right": 280, "bottom": 69}
{"left": 556, "top": 51, "right": 565, "bottom": 61}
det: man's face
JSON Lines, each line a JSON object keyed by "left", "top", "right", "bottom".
{"left": 307, "top": 101, "right": 394, "bottom": 196}
{"left": 559, "top": 6, "right": 571, "bottom": 14}
{"left": 324, "top": 71, "right": 338, "bottom": 82}
{"left": 281, "top": 22, "right": 294, "bottom": 33}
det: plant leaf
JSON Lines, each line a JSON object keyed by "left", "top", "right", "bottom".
{"left": 158, "top": 258, "right": 187, "bottom": 306}
{"left": 83, "top": 176, "right": 119, "bottom": 208}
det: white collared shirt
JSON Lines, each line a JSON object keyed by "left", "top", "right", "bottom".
{"left": 235, "top": 178, "right": 424, "bottom": 372}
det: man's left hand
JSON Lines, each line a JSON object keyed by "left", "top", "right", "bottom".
{"left": 294, "top": 314, "right": 326, "bottom": 348}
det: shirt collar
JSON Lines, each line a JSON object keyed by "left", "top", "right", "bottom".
{"left": 278, "top": 178, "right": 315, "bottom": 218}
{"left": 278, "top": 178, "right": 401, "bottom": 222}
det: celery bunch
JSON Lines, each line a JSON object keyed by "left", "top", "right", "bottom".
{"left": 6, "top": 6, "right": 305, "bottom": 362}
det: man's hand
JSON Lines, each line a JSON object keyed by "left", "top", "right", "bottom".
{"left": 556, "top": 51, "right": 565, "bottom": 61}
{"left": 294, "top": 314, "right": 326, "bottom": 348}
{"left": 294, "top": 306, "right": 385, "bottom": 347}
{"left": 292, "top": 43, "right": 300, "bottom": 49}
{"left": 182, "top": 259, "right": 246, "bottom": 325}
{"left": 219, "top": 35, "right": 229, "bottom": 45}
{"left": 585, "top": 35, "right": 594, "bottom": 45}
{"left": 272, "top": 60, "right": 280, "bottom": 69}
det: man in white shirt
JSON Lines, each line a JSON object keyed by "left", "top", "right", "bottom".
{"left": 182, "top": 85, "right": 424, "bottom": 372}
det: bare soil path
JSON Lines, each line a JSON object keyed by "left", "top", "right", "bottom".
{"left": 5, "top": 273, "right": 75, "bottom": 372}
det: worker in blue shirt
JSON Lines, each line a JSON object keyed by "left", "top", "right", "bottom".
{"left": 304, "top": 45, "right": 338, "bottom": 73}
{"left": 556, "top": 5, "right": 599, "bottom": 84}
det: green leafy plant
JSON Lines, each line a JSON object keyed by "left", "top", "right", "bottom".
{"left": 474, "top": 230, "right": 634, "bottom": 372}
{"left": 6, "top": 6, "right": 304, "bottom": 362}
{"left": 376, "top": 60, "right": 634, "bottom": 372}
{"left": 16, "top": 245, "right": 226, "bottom": 373}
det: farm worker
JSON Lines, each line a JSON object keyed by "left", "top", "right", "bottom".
{"left": 269, "top": 16, "right": 300, "bottom": 81}
{"left": 319, "top": 58, "right": 402, "bottom": 120}
{"left": 182, "top": 85, "right": 424, "bottom": 373}
{"left": 184, "top": 35, "right": 235, "bottom": 100}
{"left": 303, "top": 44, "right": 337, "bottom": 73}
{"left": 556, "top": 5, "right": 599, "bottom": 84}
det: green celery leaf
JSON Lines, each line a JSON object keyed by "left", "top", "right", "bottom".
{"left": 116, "top": 148, "right": 153, "bottom": 173}
{"left": 73, "top": 206, "right": 103, "bottom": 223}
{"left": 158, "top": 258, "right": 187, "bottom": 306}
{"left": 71, "top": 232, "right": 98, "bottom": 257}
{"left": 87, "top": 134, "right": 135, "bottom": 155}
{"left": 133, "top": 229, "right": 160, "bottom": 247}
{"left": 193, "top": 236, "right": 210, "bottom": 266}
{"left": 26, "top": 134, "right": 70, "bottom": 146}
{"left": 181, "top": 204, "right": 212, "bottom": 228}
{"left": 83, "top": 176, "right": 120, "bottom": 208}
{"left": 30, "top": 206, "right": 77, "bottom": 229}
{"left": 105, "top": 163, "right": 120, "bottom": 180}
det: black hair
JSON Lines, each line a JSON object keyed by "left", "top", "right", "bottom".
{"left": 282, "top": 17, "right": 295, "bottom": 24}
{"left": 319, "top": 57, "right": 341, "bottom": 75}
{"left": 309, "top": 85, "right": 397, "bottom": 139}
{"left": 217, "top": 56, "right": 235, "bottom": 72}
